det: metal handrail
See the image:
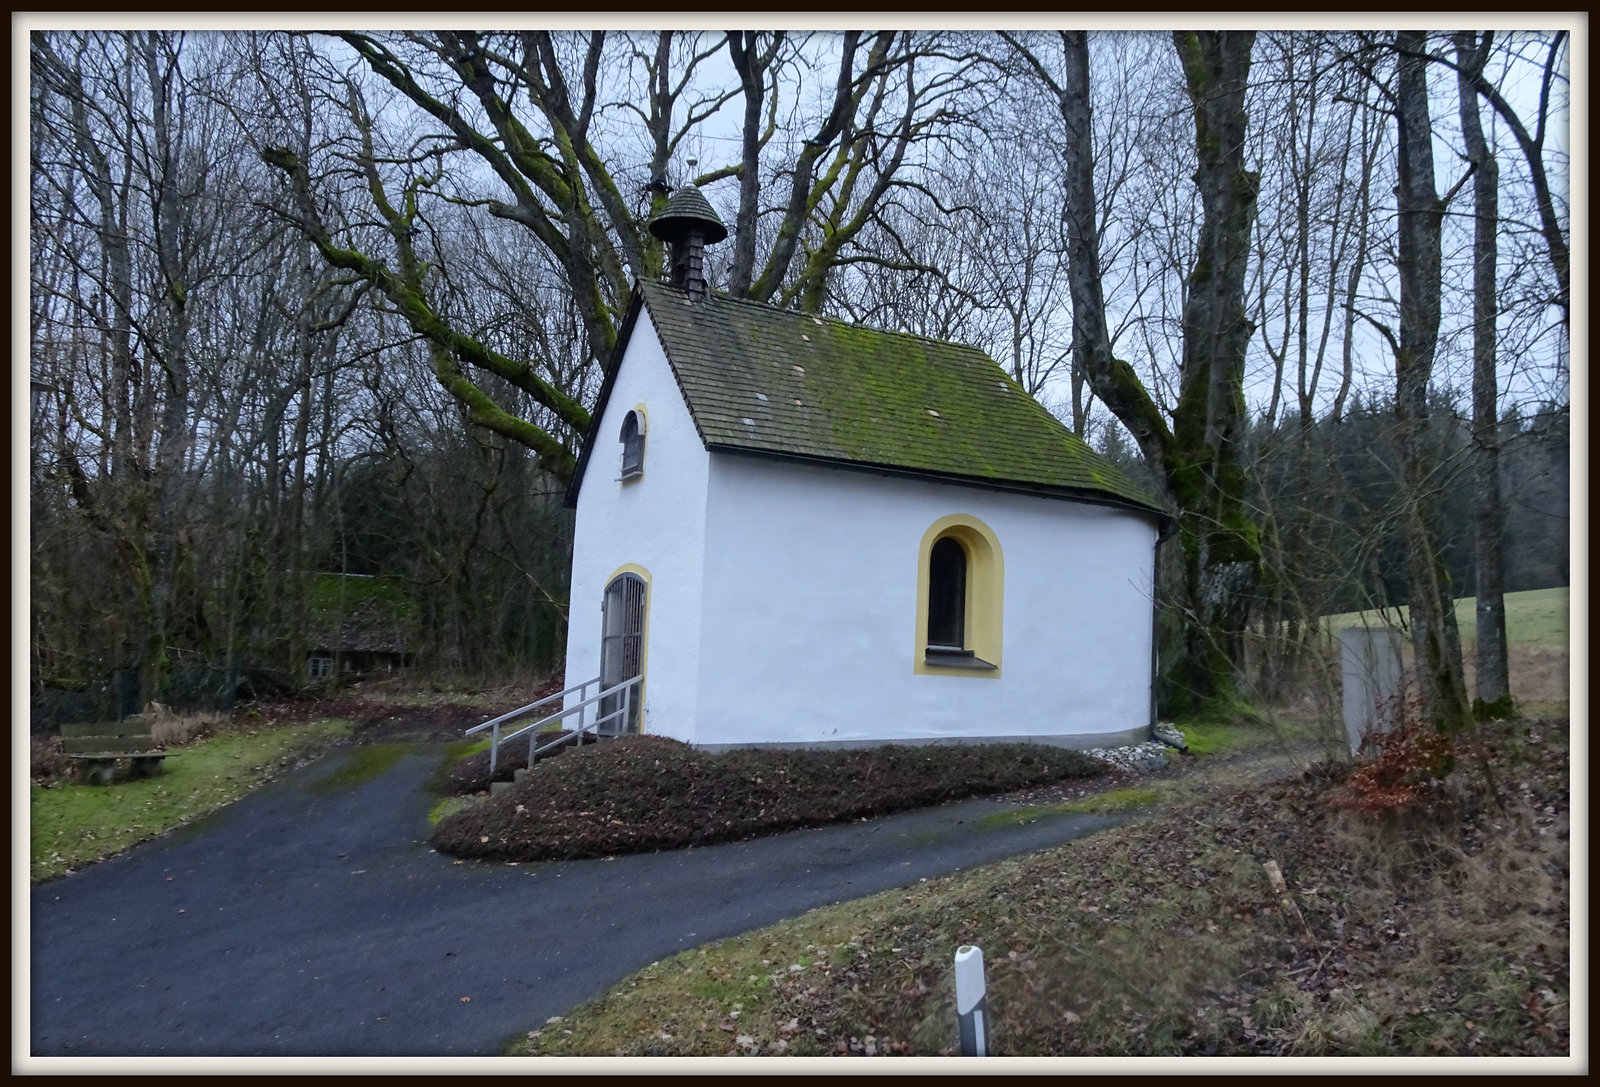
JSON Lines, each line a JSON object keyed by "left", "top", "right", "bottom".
{"left": 467, "top": 677, "right": 596, "bottom": 773}
{"left": 524, "top": 691, "right": 628, "bottom": 762}
{"left": 496, "top": 679, "right": 622, "bottom": 745}
{"left": 506, "top": 675, "right": 642, "bottom": 770}
{"left": 465, "top": 677, "right": 598, "bottom": 738}
{"left": 475, "top": 674, "right": 642, "bottom": 773}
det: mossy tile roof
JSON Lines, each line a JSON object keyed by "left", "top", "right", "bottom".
{"left": 637, "top": 280, "right": 1162, "bottom": 514}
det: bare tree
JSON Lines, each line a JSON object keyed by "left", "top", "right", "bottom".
{"left": 32, "top": 31, "right": 215, "bottom": 708}
{"left": 1012, "top": 29, "right": 1262, "bottom": 709}
{"left": 31, "top": 30, "right": 379, "bottom": 705}
{"left": 258, "top": 30, "right": 993, "bottom": 479}
{"left": 1244, "top": 32, "right": 1389, "bottom": 697}
{"left": 1389, "top": 30, "right": 1471, "bottom": 732}
{"left": 1453, "top": 30, "right": 1512, "bottom": 717}
{"left": 29, "top": 26, "right": 1568, "bottom": 717}
{"left": 1443, "top": 32, "right": 1569, "bottom": 324}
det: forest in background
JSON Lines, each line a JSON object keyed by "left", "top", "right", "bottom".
{"left": 27, "top": 28, "right": 1571, "bottom": 725}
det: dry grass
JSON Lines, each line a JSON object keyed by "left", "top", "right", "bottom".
{"left": 1253, "top": 637, "right": 1568, "bottom": 751}
{"left": 146, "top": 703, "right": 232, "bottom": 748}
{"left": 1267, "top": 784, "right": 1568, "bottom": 1056}
{"left": 1321, "top": 586, "right": 1569, "bottom": 652}
{"left": 516, "top": 714, "right": 1569, "bottom": 1058}
{"left": 1500, "top": 644, "right": 1569, "bottom": 705}
{"left": 1312, "top": 585, "right": 1571, "bottom": 720}
{"left": 30, "top": 735, "right": 70, "bottom": 782}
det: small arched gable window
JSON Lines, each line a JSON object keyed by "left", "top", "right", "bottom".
{"left": 915, "top": 515, "right": 1003, "bottom": 677}
{"left": 619, "top": 408, "right": 646, "bottom": 481}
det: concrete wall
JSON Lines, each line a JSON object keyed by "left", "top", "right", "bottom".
{"left": 564, "top": 308, "right": 708, "bottom": 742}
{"left": 694, "top": 454, "right": 1158, "bottom": 750}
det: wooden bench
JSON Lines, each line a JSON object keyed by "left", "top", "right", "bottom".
{"left": 60, "top": 718, "right": 171, "bottom": 786}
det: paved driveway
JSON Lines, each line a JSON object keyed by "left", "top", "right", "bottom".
{"left": 30, "top": 744, "right": 1123, "bottom": 1057}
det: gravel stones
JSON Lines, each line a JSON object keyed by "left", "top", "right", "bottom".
{"left": 1085, "top": 741, "right": 1171, "bottom": 774}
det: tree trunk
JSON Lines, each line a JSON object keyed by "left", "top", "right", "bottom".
{"left": 35, "top": 33, "right": 160, "bottom": 711}
{"left": 1460, "top": 31, "right": 1568, "bottom": 325}
{"left": 1454, "top": 31, "right": 1512, "bottom": 718}
{"left": 286, "top": 254, "right": 315, "bottom": 679}
{"left": 1049, "top": 30, "right": 1262, "bottom": 711}
{"left": 725, "top": 31, "right": 780, "bottom": 297}
{"left": 1393, "top": 30, "right": 1471, "bottom": 733}
{"left": 143, "top": 31, "right": 196, "bottom": 708}
{"left": 1168, "top": 30, "right": 1262, "bottom": 708}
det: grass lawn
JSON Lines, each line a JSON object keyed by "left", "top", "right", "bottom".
{"left": 30, "top": 718, "right": 350, "bottom": 883}
{"left": 1168, "top": 715, "right": 1300, "bottom": 756}
{"left": 1321, "top": 586, "right": 1570, "bottom": 711}
{"left": 1321, "top": 586, "right": 1569, "bottom": 650}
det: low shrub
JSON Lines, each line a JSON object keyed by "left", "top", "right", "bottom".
{"left": 1334, "top": 720, "right": 1463, "bottom": 819}
{"left": 148, "top": 705, "right": 230, "bottom": 748}
{"left": 430, "top": 737, "right": 1108, "bottom": 863}
{"left": 31, "top": 735, "right": 69, "bottom": 784}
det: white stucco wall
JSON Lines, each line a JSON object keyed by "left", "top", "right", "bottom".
{"left": 693, "top": 454, "right": 1158, "bottom": 750}
{"left": 564, "top": 309, "right": 708, "bottom": 742}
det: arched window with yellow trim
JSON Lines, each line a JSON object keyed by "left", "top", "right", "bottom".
{"left": 914, "top": 515, "right": 1003, "bottom": 677}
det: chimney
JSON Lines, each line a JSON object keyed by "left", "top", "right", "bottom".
{"left": 646, "top": 166, "right": 727, "bottom": 302}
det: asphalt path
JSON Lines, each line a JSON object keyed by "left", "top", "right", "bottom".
{"left": 30, "top": 744, "right": 1125, "bottom": 1057}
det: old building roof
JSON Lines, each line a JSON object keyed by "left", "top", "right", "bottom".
{"left": 305, "top": 574, "right": 418, "bottom": 655}
{"left": 567, "top": 279, "right": 1164, "bottom": 517}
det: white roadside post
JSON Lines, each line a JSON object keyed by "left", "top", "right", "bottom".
{"left": 954, "top": 945, "right": 989, "bottom": 1056}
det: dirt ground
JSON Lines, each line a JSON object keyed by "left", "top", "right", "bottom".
{"left": 346, "top": 702, "right": 500, "bottom": 744}
{"left": 249, "top": 676, "right": 567, "bottom": 747}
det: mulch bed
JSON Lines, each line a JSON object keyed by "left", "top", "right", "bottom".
{"left": 430, "top": 735, "right": 1110, "bottom": 863}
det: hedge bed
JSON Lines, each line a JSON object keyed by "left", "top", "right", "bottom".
{"left": 429, "top": 735, "right": 1108, "bottom": 863}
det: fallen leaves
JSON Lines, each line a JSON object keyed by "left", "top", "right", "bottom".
{"left": 430, "top": 737, "right": 1109, "bottom": 863}
{"left": 512, "top": 717, "right": 1569, "bottom": 1059}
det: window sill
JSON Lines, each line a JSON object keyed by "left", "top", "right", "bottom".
{"left": 924, "top": 648, "right": 997, "bottom": 670}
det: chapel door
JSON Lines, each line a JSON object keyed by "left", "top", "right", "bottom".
{"left": 598, "top": 573, "right": 646, "bottom": 735}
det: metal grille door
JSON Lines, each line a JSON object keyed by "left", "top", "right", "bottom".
{"left": 599, "top": 573, "right": 646, "bottom": 734}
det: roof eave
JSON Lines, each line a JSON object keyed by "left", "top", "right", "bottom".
{"left": 704, "top": 443, "right": 1172, "bottom": 526}
{"left": 564, "top": 289, "right": 646, "bottom": 509}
